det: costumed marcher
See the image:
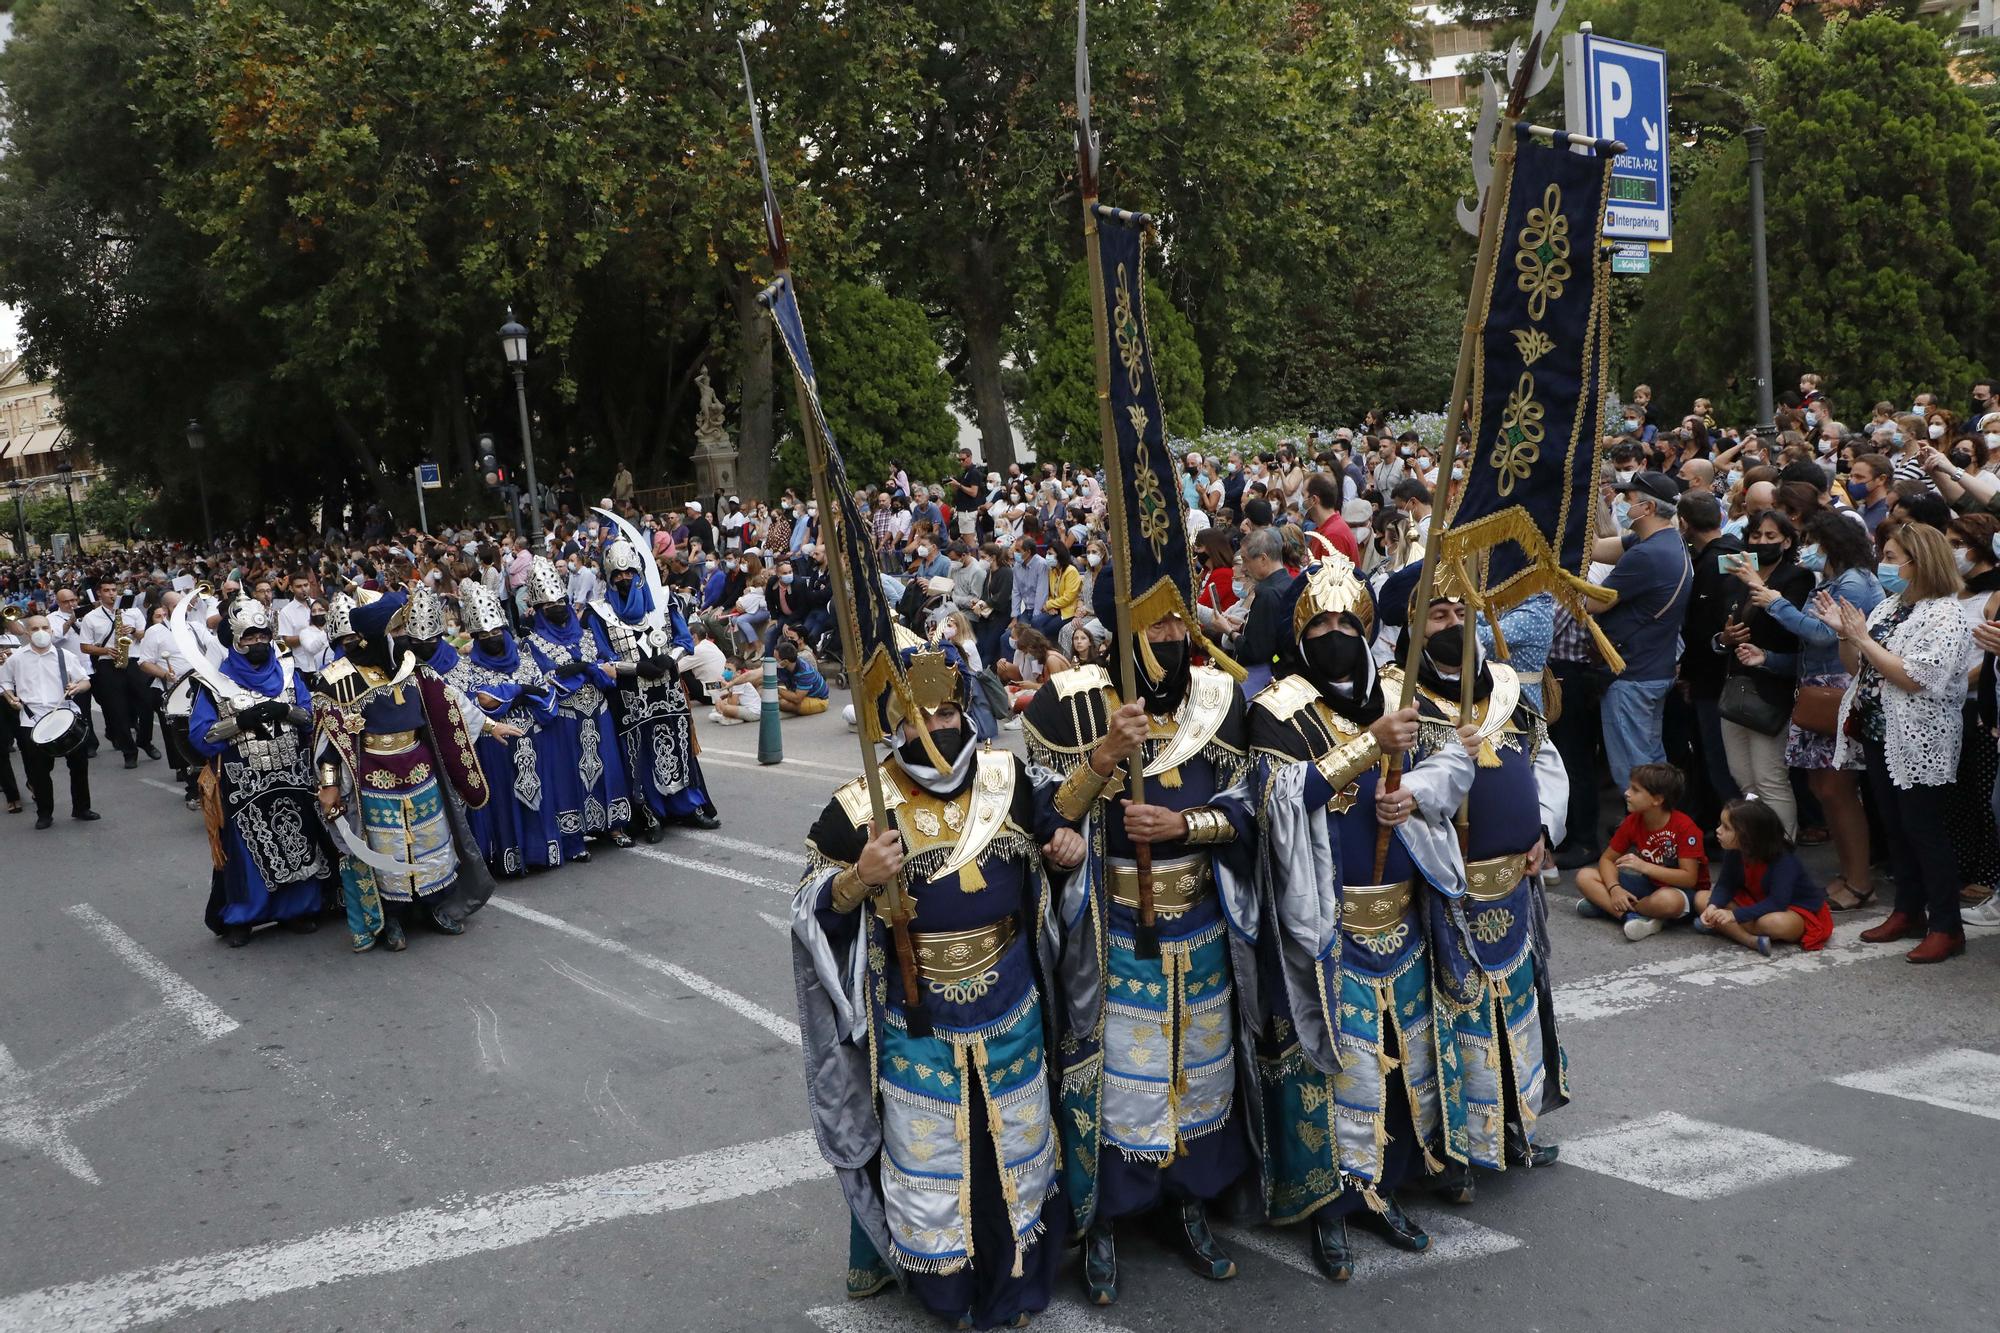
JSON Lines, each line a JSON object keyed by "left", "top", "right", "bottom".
{"left": 586, "top": 539, "right": 720, "bottom": 842}
{"left": 185, "top": 598, "right": 337, "bottom": 947}
{"left": 791, "top": 640, "right": 1082, "bottom": 1330}
{"left": 312, "top": 590, "right": 497, "bottom": 953}
{"left": 1379, "top": 562, "right": 1572, "bottom": 1202}
{"left": 1023, "top": 576, "right": 1257, "bottom": 1307}
{"left": 1247, "top": 549, "right": 1478, "bottom": 1280}
{"left": 447, "top": 578, "right": 561, "bottom": 875}
{"left": 316, "top": 592, "right": 361, "bottom": 673}
{"left": 522, "top": 556, "right": 634, "bottom": 854}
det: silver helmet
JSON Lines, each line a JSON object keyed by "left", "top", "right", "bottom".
{"left": 404, "top": 584, "right": 447, "bottom": 641}
{"left": 603, "top": 540, "right": 645, "bottom": 579}
{"left": 525, "top": 556, "right": 567, "bottom": 607}
{"left": 226, "top": 597, "right": 272, "bottom": 642}
{"left": 325, "top": 592, "right": 358, "bottom": 641}
{"left": 458, "top": 578, "right": 508, "bottom": 635}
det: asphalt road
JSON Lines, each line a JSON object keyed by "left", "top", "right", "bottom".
{"left": 2, "top": 709, "right": 1997, "bottom": 1333}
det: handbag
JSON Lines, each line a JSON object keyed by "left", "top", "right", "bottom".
{"left": 1791, "top": 682, "right": 1845, "bottom": 737}
{"left": 1720, "top": 673, "right": 1791, "bottom": 736}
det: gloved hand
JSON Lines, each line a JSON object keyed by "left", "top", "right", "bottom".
{"left": 637, "top": 656, "right": 670, "bottom": 680}
{"left": 554, "top": 660, "right": 592, "bottom": 680}
{"left": 248, "top": 700, "right": 291, "bottom": 729}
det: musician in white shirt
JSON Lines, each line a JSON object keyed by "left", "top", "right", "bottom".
{"left": 77, "top": 579, "right": 153, "bottom": 767}
{"left": 0, "top": 615, "right": 96, "bottom": 828}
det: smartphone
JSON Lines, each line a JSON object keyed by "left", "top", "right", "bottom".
{"left": 1720, "top": 552, "right": 1749, "bottom": 574}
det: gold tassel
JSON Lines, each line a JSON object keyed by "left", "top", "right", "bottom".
{"left": 1477, "top": 740, "right": 1502, "bottom": 768}
{"left": 957, "top": 860, "right": 986, "bottom": 892}
{"left": 1155, "top": 764, "right": 1182, "bottom": 789}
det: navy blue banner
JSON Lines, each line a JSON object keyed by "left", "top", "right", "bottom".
{"left": 1441, "top": 128, "right": 1616, "bottom": 617}
{"left": 762, "top": 273, "right": 907, "bottom": 727}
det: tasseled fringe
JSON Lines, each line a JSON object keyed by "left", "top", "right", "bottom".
{"left": 891, "top": 990, "right": 1037, "bottom": 1045}
{"left": 894, "top": 1248, "right": 972, "bottom": 1277}
{"left": 1360, "top": 1182, "right": 1389, "bottom": 1216}
{"left": 199, "top": 766, "right": 226, "bottom": 870}
{"left": 1155, "top": 763, "right": 1182, "bottom": 789}
{"left": 900, "top": 833, "right": 1036, "bottom": 887}
{"left": 1060, "top": 1052, "right": 1103, "bottom": 1095}
{"left": 953, "top": 1043, "right": 974, "bottom": 1267}
{"left": 970, "top": 1037, "right": 1026, "bottom": 1278}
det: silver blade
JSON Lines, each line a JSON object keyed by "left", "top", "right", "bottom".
{"left": 329, "top": 814, "right": 425, "bottom": 879}
{"left": 592, "top": 506, "right": 670, "bottom": 634}
{"left": 170, "top": 595, "right": 249, "bottom": 709}
{"left": 738, "top": 39, "right": 783, "bottom": 260}
{"left": 1075, "top": 0, "right": 1098, "bottom": 179}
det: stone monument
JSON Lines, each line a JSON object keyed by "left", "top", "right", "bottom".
{"left": 690, "top": 365, "right": 738, "bottom": 497}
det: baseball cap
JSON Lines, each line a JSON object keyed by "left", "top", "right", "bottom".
{"left": 1614, "top": 471, "right": 1682, "bottom": 506}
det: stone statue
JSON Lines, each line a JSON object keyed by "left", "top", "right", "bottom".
{"left": 693, "top": 366, "right": 729, "bottom": 449}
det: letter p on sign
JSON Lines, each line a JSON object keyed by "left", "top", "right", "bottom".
{"left": 1598, "top": 64, "right": 1633, "bottom": 132}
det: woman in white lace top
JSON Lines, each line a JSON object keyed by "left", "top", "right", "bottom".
{"left": 1828, "top": 523, "right": 1974, "bottom": 963}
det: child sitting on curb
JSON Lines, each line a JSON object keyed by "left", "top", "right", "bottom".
{"left": 1695, "top": 797, "right": 1833, "bottom": 955}
{"left": 1576, "top": 763, "right": 1709, "bottom": 942}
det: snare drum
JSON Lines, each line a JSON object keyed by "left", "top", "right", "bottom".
{"left": 30, "top": 705, "right": 84, "bottom": 756}
{"left": 164, "top": 671, "right": 197, "bottom": 722}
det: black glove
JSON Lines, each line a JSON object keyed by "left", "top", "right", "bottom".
{"left": 637, "top": 656, "right": 669, "bottom": 681}
{"left": 246, "top": 700, "right": 290, "bottom": 729}
{"left": 554, "top": 660, "right": 592, "bottom": 680}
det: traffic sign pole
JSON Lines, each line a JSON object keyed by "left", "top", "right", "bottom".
{"left": 415, "top": 467, "right": 429, "bottom": 534}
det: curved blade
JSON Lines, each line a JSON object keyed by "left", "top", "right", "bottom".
{"left": 592, "top": 506, "right": 668, "bottom": 632}
{"left": 171, "top": 595, "right": 245, "bottom": 707}
{"left": 329, "top": 815, "right": 423, "bottom": 878}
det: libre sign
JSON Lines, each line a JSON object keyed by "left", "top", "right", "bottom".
{"left": 1563, "top": 32, "right": 1672, "bottom": 244}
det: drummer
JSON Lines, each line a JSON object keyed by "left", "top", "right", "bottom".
{"left": 0, "top": 614, "right": 98, "bottom": 829}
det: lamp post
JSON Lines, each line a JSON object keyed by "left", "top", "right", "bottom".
{"left": 185, "top": 418, "right": 214, "bottom": 550}
{"left": 499, "top": 309, "right": 544, "bottom": 546}
{"left": 53, "top": 445, "right": 80, "bottom": 550}
{"left": 1745, "top": 125, "right": 1776, "bottom": 439}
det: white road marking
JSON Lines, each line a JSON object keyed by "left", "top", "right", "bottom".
{"left": 705, "top": 746, "right": 854, "bottom": 775}
{"left": 1831, "top": 1047, "right": 2000, "bottom": 1122}
{"left": 808, "top": 1298, "right": 1135, "bottom": 1332}
{"left": 261, "top": 1048, "right": 414, "bottom": 1167}
{"left": 628, "top": 844, "right": 792, "bottom": 894}
{"left": 0, "top": 1130, "right": 833, "bottom": 1333}
{"left": 1555, "top": 921, "right": 1905, "bottom": 1024}
{"left": 138, "top": 777, "right": 182, "bottom": 796}
{"left": 63, "top": 903, "right": 239, "bottom": 1040}
{"left": 488, "top": 897, "right": 800, "bottom": 1045}
{"left": 543, "top": 957, "right": 683, "bottom": 1026}
{"left": 758, "top": 910, "right": 792, "bottom": 934}
{"left": 461, "top": 998, "right": 509, "bottom": 1072}
{"left": 1559, "top": 1111, "right": 1851, "bottom": 1199}
{"left": 682, "top": 828, "right": 802, "bottom": 865}
{"left": 1218, "top": 1210, "right": 1521, "bottom": 1283}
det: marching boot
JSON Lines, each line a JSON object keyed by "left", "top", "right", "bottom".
{"left": 1504, "top": 1124, "right": 1558, "bottom": 1168}
{"left": 1859, "top": 911, "right": 1927, "bottom": 943}
{"left": 1309, "top": 1208, "right": 1354, "bottom": 1282}
{"left": 1358, "top": 1196, "right": 1430, "bottom": 1252}
{"left": 684, "top": 801, "right": 722, "bottom": 830}
{"left": 1174, "top": 1198, "right": 1237, "bottom": 1281}
{"left": 1434, "top": 1160, "right": 1475, "bottom": 1206}
{"left": 1082, "top": 1220, "right": 1118, "bottom": 1306}
{"left": 429, "top": 905, "right": 466, "bottom": 935}
{"left": 380, "top": 917, "right": 408, "bottom": 952}
{"left": 225, "top": 924, "right": 253, "bottom": 948}
{"left": 642, "top": 813, "right": 665, "bottom": 845}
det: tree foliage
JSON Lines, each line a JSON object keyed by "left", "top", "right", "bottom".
{"left": 1631, "top": 15, "right": 2000, "bottom": 417}
{"left": 1023, "top": 261, "right": 1202, "bottom": 466}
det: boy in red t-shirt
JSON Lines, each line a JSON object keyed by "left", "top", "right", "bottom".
{"left": 1575, "top": 763, "right": 1708, "bottom": 942}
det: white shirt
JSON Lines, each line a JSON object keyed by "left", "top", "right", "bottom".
{"left": 0, "top": 643, "right": 90, "bottom": 724}
{"left": 276, "top": 597, "right": 313, "bottom": 645}
{"left": 686, "top": 639, "right": 727, "bottom": 688}
{"left": 77, "top": 603, "right": 143, "bottom": 666}
{"left": 48, "top": 610, "right": 82, "bottom": 655}
{"left": 293, "top": 625, "right": 335, "bottom": 672}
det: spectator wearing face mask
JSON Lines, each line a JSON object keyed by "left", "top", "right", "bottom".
{"left": 1718, "top": 510, "right": 1813, "bottom": 837}
{"left": 1588, "top": 472, "right": 1694, "bottom": 797}
{"left": 1301, "top": 474, "right": 1360, "bottom": 562}
{"left": 1846, "top": 453, "right": 1895, "bottom": 536}
{"left": 1943, "top": 513, "right": 2000, "bottom": 904}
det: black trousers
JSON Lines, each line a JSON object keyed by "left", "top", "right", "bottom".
{"left": 92, "top": 666, "right": 136, "bottom": 757}
{"left": 126, "top": 665, "right": 157, "bottom": 749}
{"left": 1548, "top": 660, "right": 1609, "bottom": 854}
{"left": 0, "top": 705, "right": 20, "bottom": 804}
{"left": 21, "top": 735, "right": 90, "bottom": 818}
{"left": 1863, "top": 736, "right": 1961, "bottom": 933}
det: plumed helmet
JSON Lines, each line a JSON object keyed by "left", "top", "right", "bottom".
{"left": 325, "top": 592, "right": 358, "bottom": 641}
{"left": 880, "top": 640, "right": 970, "bottom": 735}
{"left": 603, "top": 540, "right": 645, "bottom": 578}
{"left": 404, "top": 584, "right": 447, "bottom": 641}
{"left": 226, "top": 597, "right": 272, "bottom": 641}
{"left": 525, "top": 556, "right": 567, "bottom": 607}
{"left": 458, "top": 578, "right": 508, "bottom": 634}
{"left": 1288, "top": 543, "right": 1375, "bottom": 645}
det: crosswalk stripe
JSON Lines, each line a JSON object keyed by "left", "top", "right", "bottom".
{"left": 0, "top": 1131, "right": 830, "bottom": 1333}
{"left": 1555, "top": 920, "right": 1905, "bottom": 1024}
{"left": 1559, "top": 1110, "right": 1850, "bottom": 1199}
{"left": 628, "top": 845, "right": 792, "bottom": 894}
{"left": 1217, "top": 1210, "right": 1521, "bottom": 1283}
{"left": 682, "top": 829, "right": 802, "bottom": 865}
{"left": 1831, "top": 1047, "right": 2000, "bottom": 1122}
{"left": 808, "top": 1298, "right": 1134, "bottom": 1332}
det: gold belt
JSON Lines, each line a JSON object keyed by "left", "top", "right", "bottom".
{"left": 363, "top": 730, "right": 419, "bottom": 756}
{"left": 1341, "top": 880, "right": 1414, "bottom": 935}
{"left": 908, "top": 918, "right": 1016, "bottom": 984}
{"left": 1108, "top": 853, "right": 1212, "bottom": 917}
{"left": 1465, "top": 853, "right": 1528, "bottom": 902}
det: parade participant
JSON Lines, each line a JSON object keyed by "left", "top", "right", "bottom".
{"left": 522, "top": 556, "right": 634, "bottom": 853}
{"left": 448, "top": 579, "right": 562, "bottom": 875}
{"left": 1383, "top": 566, "right": 1571, "bottom": 1203}
{"left": 312, "top": 590, "right": 496, "bottom": 953}
{"left": 0, "top": 614, "right": 94, "bottom": 828}
{"left": 78, "top": 577, "right": 150, "bottom": 767}
{"left": 322, "top": 592, "right": 361, "bottom": 666}
{"left": 791, "top": 641, "right": 1083, "bottom": 1330}
{"left": 1025, "top": 577, "right": 1257, "bottom": 1306}
{"left": 586, "top": 536, "right": 720, "bottom": 841}
{"left": 1248, "top": 549, "right": 1480, "bottom": 1279}
{"left": 184, "top": 598, "right": 336, "bottom": 947}
{"left": 136, "top": 590, "right": 217, "bottom": 809}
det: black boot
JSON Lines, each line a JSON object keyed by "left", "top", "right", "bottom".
{"left": 1309, "top": 1208, "right": 1353, "bottom": 1282}
{"left": 225, "top": 924, "right": 252, "bottom": 948}
{"left": 1174, "top": 1198, "right": 1236, "bottom": 1281}
{"left": 380, "top": 917, "right": 408, "bottom": 952}
{"left": 1505, "top": 1125, "right": 1558, "bottom": 1168}
{"left": 429, "top": 906, "right": 466, "bottom": 935}
{"left": 1358, "top": 1196, "right": 1429, "bottom": 1252}
{"left": 1082, "top": 1221, "right": 1117, "bottom": 1306}
{"left": 642, "top": 813, "right": 665, "bottom": 845}
{"left": 684, "top": 802, "right": 722, "bottom": 830}
{"left": 1434, "top": 1160, "right": 1475, "bottom": 1206}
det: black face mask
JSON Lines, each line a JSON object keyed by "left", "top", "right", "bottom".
{"left": 897, "top": 723, "right": 968, "bottom": 771}
{"left": 1302, "top": 629, "right": 1366, "bottom": 686}
{"left": 242, "top": 642, "right": 274, "bottom": 667}
{"left": 1424, "top": 625, "right": 1465, "bottom": 675}
{"left": 613, "top": 575, "right": 636, "bottom": 597}
{"left": 310, "top": 616, "right": 327, "bottom": 627}
{"left": 1749, "top": 542, "right": 1785, "bottom": 568}
{"left": 1137, "top": 639, "right": 1191, "bottom": 713}
{"left": 543, "top": 604, "right": 571, "bottom": 625}
{"left": 476, "top": 633, "right": 506, "bottom": 654}
{"left": 407, "top": 637, "right": 438, "bottom": 661}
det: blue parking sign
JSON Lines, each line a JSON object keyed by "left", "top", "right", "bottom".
{"left": 1563, "top": 34, "right": 1671, "bottom": 244}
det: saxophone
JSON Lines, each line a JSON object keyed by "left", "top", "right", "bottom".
{"left": 115, "top": 632, "right": 133, "bottom": 669}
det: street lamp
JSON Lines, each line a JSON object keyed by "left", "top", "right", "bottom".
{"left": 6, "top": 479, "right": 27, "bottom": 558}
{"left": 1745, "top": 125, "right": 1776, "bottom": 440}
{"left": 53, "top": 441, "right": 80, "bottom": 550}
{"left": 185, "top": 418, "right": 214, "bottom": 550}
{"left": 499, "top": 308, "right": 544, "bottom": 546}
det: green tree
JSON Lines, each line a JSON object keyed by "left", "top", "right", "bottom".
{"left": 78, "top": 478, "right": 155, "bottom": 544}
{"left": 1022, "top": 261, "right": 1202, "bottom": 465}
{"left": 1631, "top": 16, "right": 2000, "bottom": 416}
{"left": 773, "top": 282, "right": 958, "bottom": 493}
